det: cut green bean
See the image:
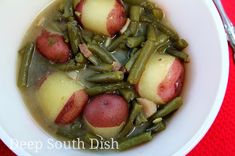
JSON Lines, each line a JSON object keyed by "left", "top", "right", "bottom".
{"left": 92, "top": 35, "right": 105, "bottom": 44}
{"left": 118, "top": 132, "right": 152, "bottom": 151}
{"left": 119, "top": 103, "right": 142, "bottom": 138}
{"left": 123, "top": 0, "right": 146, "bottom": 5}
{"left": 135, "top": 22, "right": 148, "bottom": 37}
{"left": 152, "top": 97, "right": 183, "bottom": 119}
{"left": 63, "top": 0, "right": 74, "bottom": 18}
{"left": 18, "top": 43, "right": 35, "bottom": 88}
{"left": 125, "top": 49, "right": 141, "bottom": 72}
{"left": 67, "top": 21, "right": 81, "bottom": 55}
{"left": 88, "top": 43, "right": 114, "bottom": 64}
{"left": 173, "top": 39, "right": 189, "bottom": 51}
{"left": 119, "top": 88, "right": 137, "bottom": 103}
{"left": 155, "top": 33, "right": 169, "bottom": 44}
{"left": 87, "top": 71, "right": 124, "bottom": 83}
{"left": 166, "top": 48, "right": 189, "bottom": 62}
{"left": 75, "top": 53, "right": 87, "bottom": 64}
{"left": 107, "top": 35, "right": 127, "bottom": 51}
{"left": 153, "top": 21, "right": 179, "bottom": 41}
{"left": 54, "top": 60, "right": 84, "bottom": 71}
{"left": 88, "top": 55, "right": 100, "bottom": 66}
{"left": 125, "top": 21, "right": 139, "bottom": 36}
{"left": 147, "top": 24, "right": 158, "bottom": 41}
{"left": 152, "top": 8, "right": 164, "bottom": 20}
{"left": 89, "top": 64, "right": 113, "bottom": 72}
{"left": 85, "top": 82, "right": 129, "bottom": 96}
{"left": 130, "top": 5, "right": 144, "bottom": 22}
{"left": 126, "top": 36, "right": 145, "bottom": 48}
{"left": 146, "top": 121, "right": 166, "bottom": 133}
{"left": 81, "top": 30, "right": 93, "bottom": 43}
{"left": 128, "top": 41, "right": 156, "bottom": 84}
{"left": 135, "top": 111, "right": 148, "bottom": 126}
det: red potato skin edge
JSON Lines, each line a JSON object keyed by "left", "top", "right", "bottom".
{"left": 75, "top": 0, "right": 84, "bottom": 25}
{"left": 55, "top": 90, "right": 89, "bottom": 125}
{"left": 83, "top": 94, "right": 128, "bottom": 127}
{"left": 157, "top": 59, "right": 185, "bottom": 103}
{"left": 36, "top": 30, "right": 70, "bottom": 63}
{"left": 107, "top": 0, "right": 127, "bottom": 36}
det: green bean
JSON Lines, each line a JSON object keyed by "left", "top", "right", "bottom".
{"left": 87, "top": 71, "right": 124, "bottom": 83}
{"left": 88, "top": 55, "right": 100, "bottom": 66}
{"left": 81, "top": 30, "right": 93, "bottom": 43}
{"left": 166, "top": 48, "right": 189, "bottom": 62}
{"left": 75, "top": 53, "right": 87, "bottom": 64}
{"left": 18, "top": 43, "right": 35, "bottom": 88}
{"left": 107, "top": 35, "right": 127, "bottom": 51}
{"left": 85, "top": 82, "right": 129, "bottom": 96}
{"left": 146, "top": 121, "right": 166, "bottom": 133}
{"left": 89, "top": 64, "right": 113, "bottom": 72}
{"left": 130, "top": 5, "right": 144, "bottom": 22}
{"left": 153, "top": 21, "right": 179, "bottom": 41}
{"left": 63, "top": 0, "right": 74, "bottom": 18}
{"left": 124, "top": 21, "right": 139, "bottom": 36}
{"left": 152, "top": 8, "right": 164, "bottom": 20}
{"left": 92, "top": 35, "right": 105, "bottom": 44}
{"left": 123, "top": 0, "right": 146, "bottom": 5}
{"left": 155, "top": 33, "right": 169, "bottom": 44}
{"left": 125, "top": 49, "right": 141, "bottom": 72}
{"left": 128, "top": 41, "right": 156, "bottom": 84}
{"left": 54, "top": 60, "right": 84, "bottom": 71}
{"left": 126, "top": 36, "right": 145, "bottom": 48}
{"left": 147, "top": 24, "right": 158, "bottom": 41}
{"left": 119, "top": 88, "right": 137, "bottom": 103}
{"left": 119, "top": 103, "right": 142, "bottom": 138}
{"left": 83, "top": 133, "right": 100, "bottom": 146}
{"left": 104, "top": 38, "right": 112, "bottom": 48}
{"left": 135, "top": 111, "right": 148, "bottom": 126}
{"left": 118, "top": 132, "right": 152, "bottom": 151}
{"left": 88, "top": 44, "right": 114, "bottom": 64}
{"left": 141, "top": 1, "right": 156, "bottom": 10}
{"left": 152, "top": 97, "right": 183, "bottom": 119}
{"left": 67, "top": 21, "right": 81, "bottom": 55}
{"left": 135, "top": 22, "right": 148, "bottom": 37}
{"left": 173, "top": 39, "right": 189, "bottom": 51}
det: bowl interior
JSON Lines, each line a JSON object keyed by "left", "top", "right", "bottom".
{"left": 0, "top": 0, "right": 228, "bottom": 156}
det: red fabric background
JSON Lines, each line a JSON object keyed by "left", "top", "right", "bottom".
{"left": 1, "top": 0, "right": 235, "bottom": 155}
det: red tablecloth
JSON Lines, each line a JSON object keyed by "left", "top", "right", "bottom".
{"left": 1, "top": 0, "right": 235, "bottom": 155}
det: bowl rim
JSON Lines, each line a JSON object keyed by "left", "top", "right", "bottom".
{"left": 173, "top": 0, "right": 229, "bottom": 155}
{"left": 0, "top": 0, "right": 229, "bottom": 156}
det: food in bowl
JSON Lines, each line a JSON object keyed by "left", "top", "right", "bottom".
{"left": 17, "top": 0, "right": 189, "bottom": 151}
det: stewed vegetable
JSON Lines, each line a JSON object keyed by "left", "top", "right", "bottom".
{"left": 17, "top": 0, "right": 189, "bottom": 151}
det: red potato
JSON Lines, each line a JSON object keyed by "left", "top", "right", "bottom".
{"left": 75, "top": 0, "right": 126, "bottom": 36}
{"left": 36, "top": 30, "right": 70, "bottom": 63}
{"left": 36, "top": 72, "right": 88, "bottom": 124}
{"left": 83, "top": 94, "right": 128, "bottom": 138}
{"left": 55, "top": 90, "right": 88, "bottom": 124}
{"left": 137, "top": 54, "right": 184, "bottom": 104}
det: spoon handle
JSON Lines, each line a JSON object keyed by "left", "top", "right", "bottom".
{"left": 213, "top": 0, "right": 235, "bottom": 60}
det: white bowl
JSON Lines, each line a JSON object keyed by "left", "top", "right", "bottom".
{"left": 0, "top": 0, "right": 229, "bottom": 155}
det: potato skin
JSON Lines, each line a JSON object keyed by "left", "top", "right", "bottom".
{"left": 158, "top": 59, "right": 184, "bottom": 103}
{"left": 106, "top": 0, "right": 127, "bottom": 36}
{"left": 83, "top": 94, "right": 128, "bottom": 127}
{"left": 36, "top": 30, "right": 70, "bottom": 63}
{"left": 55, "top": 90, "right": 89, "bottom": 124}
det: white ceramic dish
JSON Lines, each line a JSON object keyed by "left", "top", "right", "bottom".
{"left": 0, "top": 0, "right": 229, "bottom": 155}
